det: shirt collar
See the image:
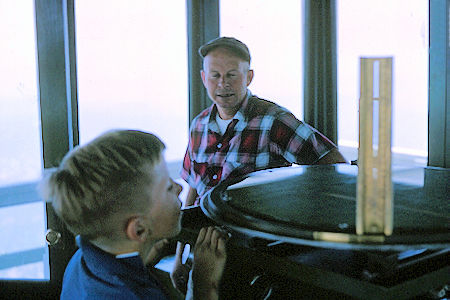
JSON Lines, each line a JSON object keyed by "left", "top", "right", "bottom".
{"left": 76, "top": 235, "right": 147, "bottom": 281}
{"left": 75, "top": 236, "right": 168, "bottom": 298}
{"left": 206, "top": 90, "right": 251, "bottom": 131}
{"left": 234, "top": 90, "right": 251, "bottom": 122}
{"left": 232, "top": 90, "right": 251, "bottom": 131}
{"left": 116, "top": 251, "right": 140, "bottom": 259}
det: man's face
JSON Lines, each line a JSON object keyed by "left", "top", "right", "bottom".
{"left": 201, "top": 48, "right": 253, "bottom": 119}
{"left": 145, "top": 157, "right": 182, "bottom": 240}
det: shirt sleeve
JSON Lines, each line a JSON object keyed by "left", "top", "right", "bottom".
{"left": 180, "top": 142, "right": 194, "bottom": 186}
{"left": 270, "top": 111, "right": 336, "bottom": 164}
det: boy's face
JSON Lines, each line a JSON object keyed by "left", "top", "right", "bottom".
{"left": 146, "top": 157, "right": 183, "bottom": 240}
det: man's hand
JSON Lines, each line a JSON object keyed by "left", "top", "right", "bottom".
{"left": 317, "top": 147, "right": 348, "bottom": 164}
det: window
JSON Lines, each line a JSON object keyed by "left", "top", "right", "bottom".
{"left": 0, "top": 0, "right": 41, "bottom": 188}
{"left": 220, "top": 0, "right": 303, "bottom": 118}
{"left": 0, "top": 0, "right": 48, "bottom": 279}
{"left": 337, "top": 0, "right": 429, "bottom": 165}
{"left": 75, "top": 0, "right": 188, "bottom": 165}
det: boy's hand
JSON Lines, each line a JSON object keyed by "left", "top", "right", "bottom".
{"left": 171, "top": 256, "right": 190, "bottom": 294}
{"left": 144, "top": 239, "right": 170, "bottom": 267}
{"left": 192, "top": 226, "right": 228, "bottom": 299}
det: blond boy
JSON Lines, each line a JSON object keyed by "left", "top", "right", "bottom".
{"left": 40, "top": 130, "right": 226, "bottom": 299}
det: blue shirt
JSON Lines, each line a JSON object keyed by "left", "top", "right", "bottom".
{"left": 60, "top": 236, "right": 169, "bottom": 299}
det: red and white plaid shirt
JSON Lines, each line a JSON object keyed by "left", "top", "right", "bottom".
{"left": 181, "top": 92, "right": 336, "bottom": 200}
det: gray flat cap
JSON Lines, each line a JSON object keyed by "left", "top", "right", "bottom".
{"left": 198, "top": 36, "right": 251, "bottom": 63}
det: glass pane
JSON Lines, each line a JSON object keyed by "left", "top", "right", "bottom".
{"left": 0, "top": 0, "right": 42, "bottom": 187}
{"left": 0, "top": 1, "right": 48, "bottom": 280}
{"left": 0, "top": 202, "right": 48, "bottom": 279}
{"left": 337, "top": 0, "right": 428, "bottom": 165}
{"left": 75, "top": 0, "right": 188, "bottom": 165}
{"left": 0, "top": 262, "right": 46, "bottom": 279}
{"left": 220, "top": 0, "right": 303, "bottom": 118}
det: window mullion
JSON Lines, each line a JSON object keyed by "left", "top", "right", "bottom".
{"left": 187, "top": 0, "right": 219, "bottom": 125}
{"left": 36, "top": 0, "right": 78, "bottom": 169}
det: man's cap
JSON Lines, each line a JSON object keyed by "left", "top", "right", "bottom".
{"left": 198, "top": 37, "right": 251, "bottom": 63}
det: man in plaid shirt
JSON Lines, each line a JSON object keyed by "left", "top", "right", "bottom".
{"left": 181, "top": 36, "right": 346, "bottom": 206}
{"left": 171, "top": 36, "right": 347, "bottom": 294}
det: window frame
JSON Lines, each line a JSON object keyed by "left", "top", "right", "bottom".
{"left": 428, "top": 0, "right": 449, "bottom": 167}
{"left": 0, "top": 0, "right": 77, "bottom": 297}
{"left": 187, "top": 0, "right": 219, "bottom": 123}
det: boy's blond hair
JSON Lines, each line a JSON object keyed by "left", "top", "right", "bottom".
{"left": 40, "top": 130, "right": 165, "bottom": 239}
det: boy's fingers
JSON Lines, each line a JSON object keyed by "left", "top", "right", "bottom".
{"left": 203, "top": 226, "right": 214, "bottom": 245}
{"left": 217, "top": 237, "right": 226, "bottom": 254}
{"left": 196, "top": 226, "right": 231, "bottom": 250}
{"left": 155, "top": 239, "right": 169, "bottom": 250}
{"left": 210, "top": 229, "right": 220, "bottom": 249}
{"left": 215, "top": 226, "right": 232, "bottom": 240}
{"left": 195, "top": 227, "right": 207, "bottom": 245}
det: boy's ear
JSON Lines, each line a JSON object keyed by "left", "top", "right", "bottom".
{"left": 126, "top": 216, "right": 151, "bottom": 242}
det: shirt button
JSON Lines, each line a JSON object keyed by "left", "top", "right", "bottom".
{"left": 212, "top": 174, "right": 218, "bottom": 180}
{"left": 217, "top": 143, "right": 222, "bottom": 149}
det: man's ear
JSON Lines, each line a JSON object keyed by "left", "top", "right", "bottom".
{"left": 125, "top": 216, "right": 151, "bottom": 242}
{"left": 200, "top": 69, "right": 206, "bottom": 87}
{"left": 246, "top": 69, "right": 254, "bottom": 86}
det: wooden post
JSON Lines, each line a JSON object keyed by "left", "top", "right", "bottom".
{"left": 356, "top": 58, "right": 393, "bottom": 236}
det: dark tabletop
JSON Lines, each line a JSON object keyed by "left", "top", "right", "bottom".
{"left": 202, "top": 164, "right": 449, "bottom": 250}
